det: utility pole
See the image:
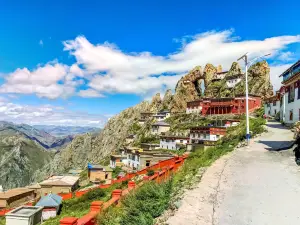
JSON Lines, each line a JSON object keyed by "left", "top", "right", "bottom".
{"left": 238, "top": 53, "right": 271, "bottom": 146}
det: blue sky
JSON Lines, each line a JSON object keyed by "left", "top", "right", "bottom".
{"left": 0, "top": 0, "right": 299, "bottom": 127}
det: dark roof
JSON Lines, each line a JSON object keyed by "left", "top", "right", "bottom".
{"left": 190, "top": 126, "right": 226, "bottom": 130}
{"left": 152, "top": 121, "right": 170, "bottom": 126}
{"left": 216, "top": 71, "right": 228, "bottom": 74}
{"left": 226, "top": 73, "right": 244, "bottom": 80}
{"left": 279, "top": 60, "right": 300, "bottom": 77}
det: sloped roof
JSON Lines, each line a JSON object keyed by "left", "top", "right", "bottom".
{"left": 40, "top": 176, "right": 79, "bottom": 187}
{"left": 36, "top": 194, "right": 62, "bottom": 207}
{"left": 0, "top": 188, "right": 34, "bottom": 200}
{"left": 152, "top": 121, "right": 170, "bottom": 126}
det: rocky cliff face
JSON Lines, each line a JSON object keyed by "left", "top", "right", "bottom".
{"left": 0, "top": 134, "right": 52, "bottom": 189}
{"left": 169, "top": 66, "right": 203, "bottom": 112}
{"left": 204, "top": 61, "right": 273, "bottom": 98}
{"left": 52, "top": 101, "right": 151, "bottom": 172}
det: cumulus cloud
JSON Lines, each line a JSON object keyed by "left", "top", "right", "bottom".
{"left": 0, "top": 101, "right": 107, "bottom": 127}
{"left": 1, "top": 30, "right": 300, "bottom": 99}
{"left": 269, "top": 64, "right": 293, "bottom": 91}
{"left": 39, "top": 40, "right": 44, "bottom": 47}
{"left": 63, "top": 30, "right": 300, "bottom": 97}
{"left": 78, "top": 89, "right": 104, "bottom": 98}
{"left": 0, "top": 62, "right": 76, "bottom": 99}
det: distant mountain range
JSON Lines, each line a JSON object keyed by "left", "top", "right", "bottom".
{"left": 33, "top": 125, "right": 101, "bottom": 137}
{"left": 0, "top": 121, "right": 101, "bottom": 190}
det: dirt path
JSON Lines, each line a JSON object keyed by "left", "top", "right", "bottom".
{"left": 167, "top": 121, "right": 300, "bottom": 225}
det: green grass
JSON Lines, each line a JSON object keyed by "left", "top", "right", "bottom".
{"left": 97, "top": 181, "right": 172, "bottom": 225}
{"left": 0, "top": 217, "right": 5, "bottom": 225}
{"left": 95, "top": 117, "right": 266, "bottom": 225}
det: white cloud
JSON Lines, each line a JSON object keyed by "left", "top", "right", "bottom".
{"left": 63, "top": 30, "right": 300, "bottom": 97}
{"left": 0, "top": 62, "right": 76, "bottom": 99}
{"left": 1, "top": 30, "right": 300, "bottom": 100}
{"left": 278, "top": 51, "right": 294, "bottom": 62}
{"left": 78, "top": 89, "right": 104, "bottom": 98}
{"left": 39, "top": 40, "right": 44, "bottom": 47}
{"left": 270, "top": 64, "right": 293, "bottom": 91}
{"left": 0, "top": 102, "right": 107, "bottom": 127}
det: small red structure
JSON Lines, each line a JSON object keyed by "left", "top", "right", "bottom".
{"left": 186, "top": 95, "right": 261, "bottom": 116}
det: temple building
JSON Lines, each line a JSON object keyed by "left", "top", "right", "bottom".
{"left": 151, "top": 121, "right": 170, "bottom": 134}
{"left": 226, "top": 74, "right": 243, "bottom": 88}
{"left": 152, "top": 110, "right": 171, "bottom": 121}
{"left": 159, "top": 135, "right": 189, "bottom": 150}
{"left": 121, "top": 146, "right": 173, "bottom": 170}
{"left": 279, "top": 60, "right": 300, "bottom": 124}
{"left": 189, "top": 126, "right": 227, "bottom": 144}
{"left": 186, "top": 95, "right": 261, "bottom": 116}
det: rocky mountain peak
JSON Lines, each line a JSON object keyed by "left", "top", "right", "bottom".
{"left": 203, "top": 63, "right": 217, "bottom": 85}
{"left": 248, "top": 60, "right": 270, "bottom": 78}
{"left": 217, "top": 65, "right": 223, "bottom": 73}
{"left": 150, "top": 93, "right": 162, "bottom": 112}
{"left": 227, "top": 62, "right": 242, "bottom": 76}
{"left": 161, "top": 89, "right": 173, "bottom": 110}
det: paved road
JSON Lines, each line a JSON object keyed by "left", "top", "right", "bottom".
{"left": 167, "top": 121, "right": 300, "bottom": 225}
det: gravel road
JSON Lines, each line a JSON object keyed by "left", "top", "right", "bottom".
{"left": 167, "top": 121, "right": 300, "bottom": 225}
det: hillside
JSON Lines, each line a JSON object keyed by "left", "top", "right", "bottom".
{"left": 48, "top": 61, "right": 273, "bottom": 174}
{"left": 0, "top": 121, "right": 73, "bottom": 150}
{"left": 51, "top": 101, "right": 152, "bottom": 173}
{"left": 0, "top": 133, "right": 52, "bottom": 189}
{"left": 0, "top": 122, "right": 76, "bottom": 189}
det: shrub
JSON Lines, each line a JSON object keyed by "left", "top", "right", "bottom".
{"left": 147, "top": 169, "right": 155, "bottom": 176}
{"left": 98, "top": 181, "right": 172, "bottom": 225}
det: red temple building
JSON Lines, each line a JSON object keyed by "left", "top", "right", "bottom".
{"left": 186, "top": 95, "right": 261, "bottom": 115}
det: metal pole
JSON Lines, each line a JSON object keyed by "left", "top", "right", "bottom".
{"left": 237, "top": 52, "right": 271, "bottom": 146}
{"left": 245, "top": 55, "right": 250, "bottom": 145}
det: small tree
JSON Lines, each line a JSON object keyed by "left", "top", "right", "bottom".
{"left": 147, "top": 169, "right": 155, "bottom": 176}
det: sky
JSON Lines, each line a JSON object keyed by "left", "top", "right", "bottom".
{"left": 0, "top": 0, "right": 299, "bottom": 127}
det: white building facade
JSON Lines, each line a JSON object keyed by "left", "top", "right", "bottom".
{"left": 159, "top": 136, "right": 189, "bottom": 150}
{"left": 226, "top": 74, "right": 243, "bottom": 88}
{"left": 189, "top": 127, "right": 226, "bottom": 144}
{"left": 279, "top": 60, "right": 300, "bottom": 124}
{"left": 152, "top": 110, "right": 171, "bottom": 121}
{"left": 186, "top": 100, "right": 202, "bottom": 114}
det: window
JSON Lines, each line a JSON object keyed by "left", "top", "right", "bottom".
{"left": 273, "top": 101, "right": 276, "bottom": 106}
{"left": 146, "top": 160, "right": 151, "bottom": 167}
{"left": 180, "top": 140, "right": 183, "bottom": 143}
{"left": 288, "top": 85, "right": 295, "bottom": 103}
{"left": 290, "top": 110, "right": 293, "bottom": 121}
{"left": 298, "top": 86, "right": 300, "bottom": 99}
{"left": 105, "top": 174, "right": 108, "bottom": 179}
{"left": 216, "top": 135, "right": 220, "bottom": 139}
{"left": 274, "top": 110, "right": 277, "bottom": 115}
